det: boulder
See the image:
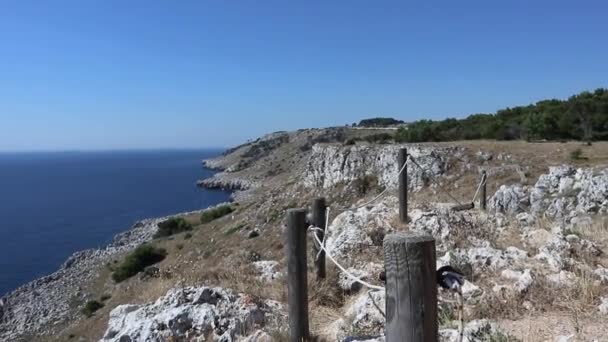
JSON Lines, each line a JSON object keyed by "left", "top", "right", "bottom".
{"left": 101, "top": 286, "right": 284, "bottom": 341}
{"left": 488, "top": 185, "right": 529, "bottom": 215}
{"left": 599, "top": 297, "right": 608, "bottom": 315}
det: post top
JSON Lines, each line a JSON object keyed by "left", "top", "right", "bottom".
{"left": 383, "top": 231, "right": 435, "bottom": 245}
{"left": 287, "top": 208, "right": 307, "bottom": 215}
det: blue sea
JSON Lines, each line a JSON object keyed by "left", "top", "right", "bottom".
{"left": 0, "top": 149, "right": 231, "bottom": 296}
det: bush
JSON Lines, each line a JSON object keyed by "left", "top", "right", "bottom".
{"left": 363, "top": 133, "right": 393, "bottom": 144}
{"left": 200, "top": 205, "right": 234, "bottom": 224}
{"left": 100, "top": 294, "right": 111, "bottom": 301}
{"left": 570, "top": 148, "right": 587, "bottom": 161}
{"left": 352, "top": 175, "right": 380, "bottom": 196}
{"left": 154, "top": 217, "right": 192, "bottom": 238}
{"left": 112, "top": 244, "right": 167, "bottom": 283}
{"left": 184, "top": 232, "right": 192, "bottom": 240}
{"left": 81, "top": 300, "right": 104, "bottom": 317}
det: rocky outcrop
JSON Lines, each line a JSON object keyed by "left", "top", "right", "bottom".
{"left": 101, "top": 286, "right": 285, "bottom": 341}
{"left": 197, "top": 175, "right": 254, "bottom": 191}
{"left": 530, "top": 165, "right": 608, "bottom": 220}
{"left": 488, "top": 185, "right": 530, "bottom": 215}
{"left": 304, "top": 144, "right": 464, "bottom": 190}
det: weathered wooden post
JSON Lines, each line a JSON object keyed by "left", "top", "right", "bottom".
{"left": 480, "top": 170, "right": 487, "bottom": 211}
{"left": 287, "top": 209, "right": 309, "bottom": 341}
{"left": 384, "top": 232, "right": 437, "bottom": 342}
{"left": 312, "top": 197, "right": 327, "bottom": 280}
{"left": 398, "top": 148, "right": 408, "bottom": 223}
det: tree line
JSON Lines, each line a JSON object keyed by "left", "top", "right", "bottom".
{"left": 394, "top": 88, "right": 608, "bottom": 143}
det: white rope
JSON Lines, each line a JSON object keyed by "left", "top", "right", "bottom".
{"left": 471, "top": 172, "right": 487, "bottom": 204}
{"left": 408, "top": 155, "right": 463, "bottom": 206}
{"left": 309, "top": 227, "right": 385, "bottom": 291}
{"left": 332, "top": 155, "right": 409, "bottom": 212}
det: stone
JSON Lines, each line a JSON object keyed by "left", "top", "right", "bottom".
{"left": 546, "top": 271, "right": 577, "bottom": 287}
{"left": 599, "top": 297, "right": 608, "bottom": 315}
{"left": 594, "top": 267, "right": 608, "bottom": 284}
{"left": 338, "top": 268, "right": 369, "bottom": 293}
{"left": 304, "top": 144, "right": 461, "bottom": 190}
{"left": 346, "top": 290, "right": 385, "bottom": 336}
{"left": 100, "top": 286, "right": 284, "bottom": 341}
{"left": 252, "top": 261, "right": 282, "bottom": 282}
{"left": 488, "top": 184, "right": 529, "bottom": 215}
{"left": 500, "top": 269, "right": 533, "bottom": 293}
{"left": 242, "top": 330, "right": 273, "bottom": 342}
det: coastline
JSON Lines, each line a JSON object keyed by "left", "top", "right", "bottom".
{"left": 0, "top": 152, "right": 234, "bottom": 341}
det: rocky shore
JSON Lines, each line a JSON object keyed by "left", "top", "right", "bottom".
{"left": 0, "top": 206, "right": 229, "bottom": 341}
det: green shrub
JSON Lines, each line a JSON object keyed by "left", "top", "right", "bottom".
{"left": 200, "top": 205, "right": 234, "bottom": 224}
{"left": 184, "top": 232, "right": 192, "bottom": 240}
{"left": 112, "top": 244, "right": 167, "bottom": 283}
{"left": 363, "top": 133, "right": 393, "bottom": 144}
{"left": 570, "top": 148, "right": 586, "bottom": 160}
{"left": 154, "top": 217, "right": 192, "bottom": 238}
{"left": 81, "top": 300, "right": 104, "bottom": 317}
{"left": 176, "top": 243, "right": 184, "bottom": 250}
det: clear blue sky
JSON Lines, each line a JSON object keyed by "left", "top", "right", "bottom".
{"left": 1, "top": 0, "right": 607, "bottom": 151}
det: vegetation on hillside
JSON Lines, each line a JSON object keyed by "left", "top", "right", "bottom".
{"left": 81, "top": 300, "right": 104, "bottom": 318}
{"left": 154, "top": 217, "right": 193, "bottom": 238}
{"left": 200, "top": 205, "right": 234, "bottom": 224}
{"left": 357, "top": 117, "right": 404, "bottom": 127}
{"left": 111, "top": 244, "right": 167, "bottom": 283}
{"left": 395, "top": 89, "right": 608, "bottom": 143}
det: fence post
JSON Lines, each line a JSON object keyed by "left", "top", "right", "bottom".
{"left": 398, "top": 148, "right": 408, "bottom": 223}
{"left": 480, "top": 170, "right": 487, "bottom": 211}
{"left": 384, "top": 232, "right": 437, "bottom": 342}
{"left": 312, "top": 197, "right": 327, "bottom": 280}
{"left": 287, "top": 209, "right": 309, "bottom": 341}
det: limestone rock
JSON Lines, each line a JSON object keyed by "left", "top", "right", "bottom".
{"left": 500, "top": 269, "right": 533, "bottom": 293}
{"left": 304, "top": 144, "right": 461, "bottom": 190}
{"left": 100, "top": 286, "right": 284, "bottom": 342}
{"left": 253, "top": 261, "right": 283, "bottom": 282}
{"left": 488, "top": 184, "right": 529, "bottom": 215}
{"left": 346, "top": 290, "right": 385, "bottom": 336}
{"left": 599, "top": 297, "right": 608, "bottom": 315}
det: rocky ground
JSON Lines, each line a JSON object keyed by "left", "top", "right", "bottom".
{"left": 2, "top": 127, "right": 608, "bottom": 341}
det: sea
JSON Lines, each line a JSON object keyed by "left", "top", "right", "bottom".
{"left": 0, "top": 149, "right": 231, "bottom": 296}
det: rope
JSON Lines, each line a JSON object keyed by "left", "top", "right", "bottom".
{"left": 332, "top": 155, "right": 409, "bottom": 212}
{"left": 408, "top": 155, "right": 463, "bottom": 206}
{"left": 309, "top": 227, "right": 385, "bottom": 291}
{"left": 471, "top": 172, "right": 487, "bottom": 204}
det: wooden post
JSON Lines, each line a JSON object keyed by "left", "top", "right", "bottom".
{"left": 398, "top": 148, "right": 408, "bottom": 223}
{"left": 384, "top": 232, "right": 437, "bottom": 342}
{"left": 312, "top": 197, "right": 327, "bottom": 280}
{"left": 480, "top": 170, "right": 487, "bottom": 211}
{"left": 286, "top": 209, "right": 309, "bottom": 341}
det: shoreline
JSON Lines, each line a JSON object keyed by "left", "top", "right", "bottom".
{"left": 0, "top": 156, "right": 234, "bottom": 340}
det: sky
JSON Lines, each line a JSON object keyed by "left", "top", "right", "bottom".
{"left": 1, "top": 1, "right": 607, "bottom": 151}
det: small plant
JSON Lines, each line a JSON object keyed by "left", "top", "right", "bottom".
{"left": 100, "top": 294, "right": 111, "bottom": 301}
{"left": 352, "top": 175, "right": 380, "bottom": 195}
{"left": 176, "top": 243, "right": 184, "bottom": 250}
{"left": 112, "top": 244, "right": 167, "bottom": 283}
{"left": 570, "top": 148, "right": 587, "bottom": 161}
{"left": 225, "top": 224, "right": 246, "bottom": 236}
{"left": 81, "top": 300, "right": 104, "bottom": 317}
{"left": 184, "top": 232, "right": 192, "bottom": 240}
{"left": 200, "top": 205, "right": 234, "bottom": 224}
{"left": 154, "top": 217, "right": 193, "bottom": 238}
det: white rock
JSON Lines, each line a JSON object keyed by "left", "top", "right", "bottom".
{"left": 253, "top": 261, "right": 283, "bottom": 282}
{"left": 500, "top": 269, "right": 533, "bottom": 293}
{"left": 488, "top": 184, "right": 529, "bottom": 215}
{"left": 304, "top": 144, "right": 459, "bottom": 190}
{"left": 599, "top": 297, "right": 608, "bottom": 315}
{"left": 594, "top": 267, "right": 608, "bottom": 284}
{"left": 242, "top": 330, "right": 273, "bottom": 342}
{"left": 546, "top": 271, "right": 577, "bottom": 287}
{"left": 461, "top": 281, "right": 483, "bottom": 300}
{"left": 346, "top": 290, "right": 386, "bottom": 335}
{"left": 439, "top": 319, "right": 504, "bottom": 342}
{"left": 338, "top": 268, "right": 369, "bottom": 293}
{"left": 100, "top": 286, "right": 284, "bottom": 342}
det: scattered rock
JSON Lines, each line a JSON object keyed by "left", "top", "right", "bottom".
{"left": 500, "top": 269, "right": 533, "bottom": 293}
{"left": 253, "top": 261, "right": 282, "bottom": 282}
{"left": 546, "top": 271, "right": 577, "bottom": 287}
{"left": 346, "top": 290, "right": 385, "bottom": 336}
{"left": 488, "top": 184, "right": 529, "bottom": 215}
